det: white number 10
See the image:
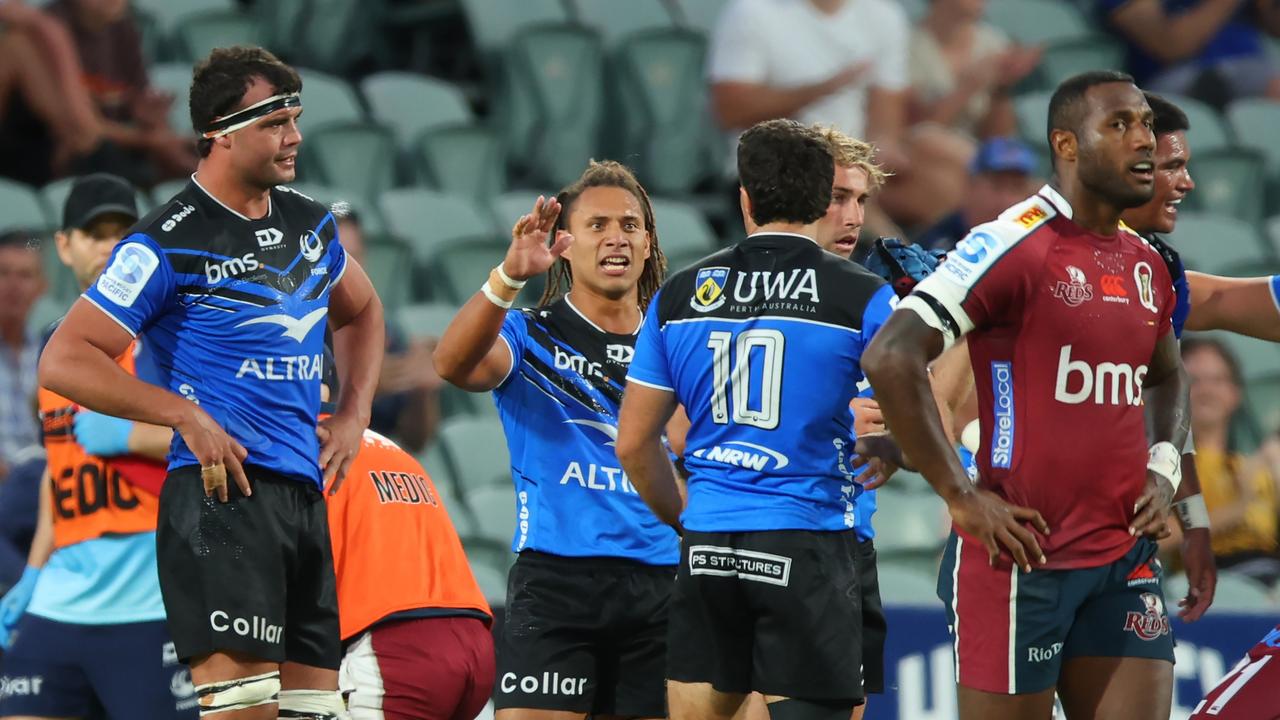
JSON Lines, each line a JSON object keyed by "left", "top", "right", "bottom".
{"left": 706, "top": 329, "right": 784, "bottom": 429}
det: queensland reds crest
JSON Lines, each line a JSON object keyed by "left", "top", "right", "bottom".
{"left": 1123, "top": 592, "right": 1170, "bottom": 640}
{"left": 1052, "top": 265, "right": 1094, "bottom": 307}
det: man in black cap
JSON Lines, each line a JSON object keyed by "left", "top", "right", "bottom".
{"left": 0, "top": 172, "right": 198, "bottom": 719}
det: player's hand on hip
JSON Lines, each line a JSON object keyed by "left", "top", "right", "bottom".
{"left": 850, "top": 397, "right": 885, "bottom": 437}
{"left": 948, "top": 488, "right": 1049, "bottom": 573}
{"left": 503, "top": 195, "right": 573, "bottom": 281}
{"left": 176, "top": 406, "right": 250, "bottom": 503}
{"left": 317, "top": 411, "right": 363, "bottom": 494}
{"left": 1130, "top": 470, "right": 1175, "bottom": 538}
{"left": 1178, "top": 527, "right": 1217, "bottom": 622}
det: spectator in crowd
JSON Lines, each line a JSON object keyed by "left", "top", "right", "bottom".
{"left": 1098, "top": 0, "right": 1280, "bottom": 108}
{"left": 334, "top": 205, "right": 442, "bottom": 453}
{"left": 40, "top": 0, "right": 195, "bottom": 186}
{"left": 0, "top": 0, "right": 104, "bottom": 185}
{"left": 914, "top": 136, "right": 1039, "bottom": 251}
{"left": 707, "top": 0, "right": 972, "bottom": 234}
{"left": 909, "top": 0, "right": 1041, "bottom": 139}
{"left": 0, "top": 230, "right": 44, "bottom": 484}
{"left": 0, "top": 446, "right": 43, "bottom": 590}
{"left": 1181, "top": 336, "right": 1280, "bottom": 588}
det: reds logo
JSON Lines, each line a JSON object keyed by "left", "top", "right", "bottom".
{"left": 1123, "top": 592, "right": 1170, "bottom": 640}
{"left": 1052, "top": 265, "right": 1094, "bottom": 307}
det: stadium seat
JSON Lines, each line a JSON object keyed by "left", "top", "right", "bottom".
{"left": 148, "top": 63, "right": 196, "bottom": 135}
{"left": 428, "top": 239, "right": 513, "bottom": 306}
{"left": 171, "top": 9, "right": 261, "bottom": 63}
{"left": 871, "top": 491, "right": 949, "bottom": 557}
{"left": 490, "top": 190, "right": 555, "bottom": 231}
{"left": 502, "top": 24, "right": 605, "bottom": 188}
{"left": 1217, "top": 331, "right": 1280, "bottom": 381}
{"left": 290, "top": 0, "right": 383, "bottom": 74}
{"left": 1161, "top": 93, "right": 1232, "bottom": 153}
{"left": 468, "top": 559, "right": 510, "bottom": 606}
{"left": 1036, "top": 35, "right": 1125, "bottom": 89}
{"left": 669, "top": 0, "right": 731, "bottom": 36}
{"left": 1227, "top": 98, "right": 1280, "bottom": 174}
{"left": 985, "top": 0, "right": 1092, "bottom": 46}
{"left": 0, "top": 179, "right": 53, "bottom": 231}
{"left": 360, "top": 72, "right": 474, "bottom": 151}
{"left": 297, "top": 70, "right": 365, "bottom": 131}
{"left": 360, "top": 237, "right": 414, "bottom": 313}
{"left": 1182, "top": 148, "right": 1266, "bottom": 225}
{"left": 651, "top": 197, "right": 718, "bottom": 258}
{"left": 380, "top": 189, "right": 498, "bottom": 264}
{"left": 298, "top": 122, "right": 399, "bottom": 204}
{"left": 1013, "top": 91, "right": 1053, "bottom": 147}
{"left": 27, "top": 294, "right": 71, "bottom": 336}
{"left": 1245, "top": 373, "right": 1280, "bottom": 433}
{"left": 398, "top": 302, "right": 460, "bottom": 340}
{"left": 439, "top": 416, "right": 512, "bottom": 492}
{"left": 463, "top": 486, "right": 519, "bottom": 548}
{"left": 1169, "top": 212, "right": 1271, "bottom": 275}
{"left": 876, "top": 566, "right": 941, "bottom": 607}
{"left": 459, "top": 0, "right": 570, "bottom": 59}
{"left": 613, "top": 28, "right": 712, "bottom": 195}
{"left": 130, "top": 0, "right": 233, "bottom": 32}
{"left": 414, "top": 125, "right": 506, "bottom": 202}
{"left": 254, "top": 0, "right": 307, "bottom": 60}
{"left": 571, "top": 0, "right": 676, "bottom": 46}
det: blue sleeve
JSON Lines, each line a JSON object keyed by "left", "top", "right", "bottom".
{"left": 81, "top": 234, "right": 175, "bottom": 337}
{"left": 1170, "top": 256, "right": 1190, "bottom": 339}
{"left": 327, "top": 233, "right": 349, "bottom": 283}
{"left": 627, "top": 291, "right": 674, "bottom": 392}
{"left": 854, "top": 284, "right": 897, "bottom": 364}
{"left": 495, "top": 310, "right": 528, "bottom": 389}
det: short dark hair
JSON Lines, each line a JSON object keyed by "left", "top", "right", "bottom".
{"left": 1145, "top": 92, "right": 1190, "bottom": 137}
{"left": 190, "top": 46, "right": 301, "bottom": 157}
{"left": 0, "top": 229, "right": 39, "bottom": 252}
{"left": 737, "top": 119, "right": 833, "bottom": 226}
{"left": 1047, "top": 70, "right": 1136, "bottom": 144}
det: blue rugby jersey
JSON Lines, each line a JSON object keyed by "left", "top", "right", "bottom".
{"left": 628, "top": 232, "right": 896, "bottom": 533}
{"left": 82, "top": 179, "right": 347, "bottom": 487}
{"left": 493, "top": 297, "right": 680, "bottom": 565}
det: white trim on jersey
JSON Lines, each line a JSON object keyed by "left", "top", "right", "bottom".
{"left": 664, "top": 314, "right": 864, "bottom": 336}
{"left": 626, "top": 375, "right": 675, "bottom": 392}
{"left": 190, "top": 173, "right": 272, "bottom": 222}
{"left": 496, "top": 334, "right": 518, "bottom": 387}
{"left": 564, "top": 293, "right": 642, "bottom": 335}
{"left": 745, "top": 230, "right": 818, "bottom": 245}
{"left": 1008, "top": 566, "right": 1019, "bottom": 694}
{"left": 81, "top": 294, "right": 138, "bottom": 338}
{"left": 952, "top": 535, "right": 963, "bottom": 684}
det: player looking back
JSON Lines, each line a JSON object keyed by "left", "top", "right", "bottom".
{"left": 38, "top": 46, "right": 385, "bottom": 719}
{"left": 433, "top": 161, "right": 678, "bottom": 720}
{"left": 862, "top": 71, "right": 1190, "bottom": 720}
{"left": 616, "top": 119, "right": 898, "bottom": 720}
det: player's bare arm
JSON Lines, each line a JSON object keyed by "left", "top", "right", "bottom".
{"left": 617, "top": 383, "right": 684, "bottom": 533}
{"left": 434, "top": 196, "right": 573, "bottom": 391}
{"left": 1131, "top": 329, "right": 1191, "bottom": 538}
{"left": 322, "top": 256, "right": 385, "bottom": 491}
{"left": 929, "top": 338, "right": 975, "bottom": 445}
{"left": 1184, "top": 271, "right": 1280, "bottom": 340}
{"left": 1172, "top": 455, "right": 1216, "bottom": 621}
{"left": 40, "top": 300, "right": 250, "bottom": 501}
{"left": 863, "top": 312, "right": 1049, "bottom": 573}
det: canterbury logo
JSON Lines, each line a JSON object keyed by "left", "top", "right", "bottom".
{"left": 235, "top": 307, "right": 328, "bottom": 342}
{"left": 1100, "top": 275, "right": 1127, "bottom": 296}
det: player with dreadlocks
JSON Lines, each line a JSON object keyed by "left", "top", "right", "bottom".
{"left": 434, "top": 160, "right": 680, "bottom": 720}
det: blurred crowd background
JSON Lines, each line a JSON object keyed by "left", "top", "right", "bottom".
{"left": 2, "top": 0, "right": 1280, "bottom": 609}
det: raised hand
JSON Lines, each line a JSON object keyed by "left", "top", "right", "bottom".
{"left": 502, "top": 196, "right": 574, "bottom": 282}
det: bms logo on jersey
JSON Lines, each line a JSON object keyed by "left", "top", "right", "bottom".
{"left": 691, "top": 266, "right": 730, "bottom": 313}
{"left": 1054, "top": 345, "right": 1147, "bottom": 407}
{"left": 205, "top": 252, "right": 260, "bottom": 283}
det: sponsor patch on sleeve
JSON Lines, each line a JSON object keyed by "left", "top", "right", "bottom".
{"left": 95, "top": 242, "right": 159, "bottom": 307}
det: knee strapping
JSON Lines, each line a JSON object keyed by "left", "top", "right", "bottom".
{"left": 767, "top": 697, "right": 858, "bottom": 720}
{"left": 277, "top": 688, "right": 350, "bottom": 720}
{"left": 195, "top": 671, "right": 281, "bottom": 717}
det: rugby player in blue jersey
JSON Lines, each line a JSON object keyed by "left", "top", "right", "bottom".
{"left": 39, "top": 47, "right": 384, "bottom": 720}
{"left": 617, "top": 119, "right": 899, "bottom": 720}
{"left": 434, "top": 160, "right": 679, "bottom": 720}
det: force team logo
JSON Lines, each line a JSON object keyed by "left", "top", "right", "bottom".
{"left": 1123, "top": 592, "right": 1170, "bottom": 640}
{"left": 690, "top": 266, "right": 729, "bottom": 313}
{"left": 1052, "top": 265, "right": 1094, "bottom": 307}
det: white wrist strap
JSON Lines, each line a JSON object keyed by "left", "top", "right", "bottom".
{"left": 1173, "top": 494, "right": 1210, "bottom": 530}
{"left": 494, "top": 264, "right": 527, "bottom": 289}
{"left": 481, "top": 281, "right": 514, "bottom": 309}
{"left": 1147, "top": 441, "right": 1182, "bottom": 493}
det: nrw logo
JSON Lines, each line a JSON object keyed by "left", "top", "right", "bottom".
{"left": 205, "top": 252, "right": 260, "bottom": 283}
{"left": 255, "top": 228, "right": 283, "bottom": 248}
{"left": 1052, "top": 265, "right": 1094, "bottom": 307}
{"left": 1053, "top": 345, "right": 1147, "bottom": 406}
{"left": 691, "top": 441, "right": 790, "bottom": 470}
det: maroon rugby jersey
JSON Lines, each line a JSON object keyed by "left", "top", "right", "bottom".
{"left": 903, "top": 185, "right": 1175, "bottom": 569}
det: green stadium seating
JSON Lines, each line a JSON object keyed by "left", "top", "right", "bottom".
{"left": 0, "top": 179, "right": 53, "bottom": 230}
{"left": 1227, "top": 98, "right": 1280, "bottom": 173}
{"left": 1169, "top": 212, "right": 1271, "bottom": 275}
{"left": 460, "top": 0, "right": 569, "bottom": 58}
{"left": 670, "top": 0, "right": 731, "bottom": 36}
{"left": 465, "top": 486, "right": 518, "bottom": 551}
{"left": 490, "top": 191, "right": 555, "bottom": 232}
{"left": 1183, "top": 148, "right": 1266, "bottom": 225}
{"left": 871, "top": 491, "right": 948, "bottom": 556}
{"left": 360, "top": 237, "right": 414, "bottom": 313}
{"left": 28, "top": 295, "right": 71, "bottom": 336}
{"left": 664, "top": 247, "right": 714, "bottom": 276}
{"left": 172, "top": 9, "right": 262, "bottom": 63}
{"left": 613, "top": 28, "right": 712, "bottom": 195}
{"left": 651, "top": 197, "right": 718, "bottom": 258}
{"left": 130, "top": 0, "right": 233, "bottom": 32}
{"left": 398, "top": 302, "right": 460, "bottom": 340}
{"left": 427, "top": 239, "right": 512, "bottom": 305}
{"left": 360, "top": 72, "right": 474, "bottom": 151}
{"left": 298, "top": 122, "right": 399, "bottom": 205}
{"left": 439, "top": 415, "right": 512, "bottom": 493}
{"left": 1218, "top": 332, "right": 1280, "bottom": 381}
{"left": 291, "top": 0, "right": 384, "bottom": 74}
{"left": 468, "top": 559, "right": 510, "bottom": 605}
{"left": 297, "top": 70, "right": 365, "bottom": 131}
{"left": 380, "top": 189, "right": 498, "bottom": 265}
{"left": 1036, "top": 35, "right": 1125, "bottom": 89}
{"left": 876, "top": 566, "right": 942, "bottom": 607}
{"left": 1160, "top": 93, "right": 1231, "bottom": 153}
{"left": 571, "top": 0, "right": 676, "bottom": 46}
{"left": 1014, "top": 90, "right": 1053, "bottom": 147}
{"left": 254, "top": 0, "right": 307, "bottom": 60}
{"left": 414, "top": 126, "right": 506, "bottom": 202}
{"left": 148, "top": 63, "right": 195, "bottom": 135}
{"left": 985, "top": 0, "right": 1092, "bottom": 46}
